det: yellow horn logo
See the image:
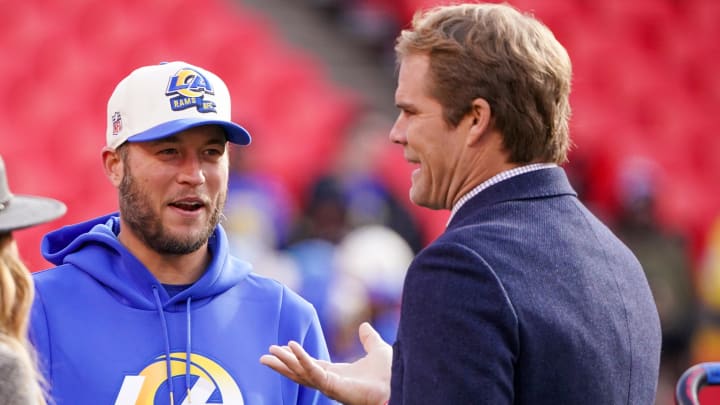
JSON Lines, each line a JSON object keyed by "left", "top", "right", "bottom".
{"left": 114, "top": 353, "right": 244, "bottom": 405}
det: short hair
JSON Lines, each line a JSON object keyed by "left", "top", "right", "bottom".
{"left": 395, "top": 3, "right": 572, "bottom": 163}
{"left": 115, "top": 142, "right": 129, "bottom": 162}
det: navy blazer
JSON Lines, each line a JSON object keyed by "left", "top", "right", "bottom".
{"left": 390, "top": 167, "right": 661, "bottom": 404}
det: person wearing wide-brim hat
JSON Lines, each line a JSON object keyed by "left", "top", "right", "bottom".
{"left": 0, "top": 154, "right": 65, "bottom": 405}
{"left": 0, "top": 156, "right": 66, "bottom": 234}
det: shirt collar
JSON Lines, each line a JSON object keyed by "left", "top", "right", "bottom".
{"left": 447, "top": 163, "right": 557, "bottom": 226}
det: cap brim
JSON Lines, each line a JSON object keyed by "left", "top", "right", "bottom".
{"left": 0, "top": 195, "right": 67, "bottom": 233}
{"left": 127, "top": 118, "right": 252, "bottom": 146}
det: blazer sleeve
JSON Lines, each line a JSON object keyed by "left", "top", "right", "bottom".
{"left": 393, "top": 241, "right": 519, "bottom": 404}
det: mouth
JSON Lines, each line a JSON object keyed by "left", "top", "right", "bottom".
{"left": 404, "top": 153, "right": 420, "bottom": 166}
{"left": 406, "top": 158, "right": 421, "bottom": 180}
{"left": 407, "top": 160, "right": 421, "bottom": 174}
{"left": 169, "top": 197, "right": 206, "bottom": 212}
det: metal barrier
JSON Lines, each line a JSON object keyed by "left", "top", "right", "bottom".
{"left": 676, "top": 362, "right": 720, "bottom": 405}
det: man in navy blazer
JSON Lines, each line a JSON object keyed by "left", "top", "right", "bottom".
{"left": 261, "top": 3, "right": 662, "bottom": 404}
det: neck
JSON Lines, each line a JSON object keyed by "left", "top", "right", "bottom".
{"left": 448, "top": 131, "right": 518, "bottom": 209}
{"left": 118, "top": 226, "right": 210, "bottom": 285}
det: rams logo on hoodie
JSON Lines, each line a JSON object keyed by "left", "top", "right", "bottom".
{"left": 114, "top": 353, "right": 243, "bottom": 404}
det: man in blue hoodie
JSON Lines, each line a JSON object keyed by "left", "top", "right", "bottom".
{"left": 30, "top": 61, "right": 335, "bottom": 405}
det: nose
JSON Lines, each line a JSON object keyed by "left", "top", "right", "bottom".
{"left": 389, "top": 113, "right": 407, "bottom": 145}
{"left": 177, "top": 154, "right": 206, "bottom": 186}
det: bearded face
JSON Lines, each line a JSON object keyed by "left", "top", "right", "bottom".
{"left": 118, "top": 154, "right": 226, "bottom": 255}
{"left": 120, "top": 165, "right": 227, "bottom": 255}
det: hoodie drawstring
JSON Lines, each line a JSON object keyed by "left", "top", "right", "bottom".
{"left": 152, "top": 286, "right": 194, "bottom": 405}
{"left": 185, "top": 296, "right": 192, "bottom": 404}
{"left": 152, "top": 286, "right": 175, "bottom": 405}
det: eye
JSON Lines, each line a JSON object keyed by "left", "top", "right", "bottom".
{"left": 204, "top": 147, "right": 225, "bottom": 158}
{"left": 400, "top": 107, "right": 416, "bottom": 117}
{"left": 158, "top": 148, "right": 178, "bottom": 156}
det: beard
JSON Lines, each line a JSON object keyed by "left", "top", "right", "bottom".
{"left": 118, "top": 165, "right": 226, "bottom": 255}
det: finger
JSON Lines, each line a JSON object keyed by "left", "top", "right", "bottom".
{"left": 287, "top": 341, "right": 314, "bottom": 364}
{"left": 261, "top": 354, "right": 318, "bottom": 387}
{"left": 261, "top": 352, "right": 322, "bottom": 388}
{"left": 268, "top": 343, "right": 305, "bottom": 372}
{"left": 288, "top": 341, "right": 325, "bottom": 373}
{"left": 268, "top": 344, "right": 294, "bottom": 357}
{"left": 287, "top": 341, "right": 331, "bottom": 386}
{"left": 259, "top": 354, "right": 295, "bottom": 376}
{"left": 358, "top": 322, "right": 390, "bottom": 352}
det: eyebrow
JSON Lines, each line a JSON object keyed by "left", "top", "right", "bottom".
{"left": 395, "top": 101, "right": 416, "bottom": 111}
{"left": 206, "top": 137, "right": 228, "bottom": 146}
{"left": 149, "top": 134, "right": 227, "bottom": 146}
{"left": 150, "top": 135, "right": 180, "bottom": 145}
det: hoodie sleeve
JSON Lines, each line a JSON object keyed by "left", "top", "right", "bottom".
{"left": 277, "top": 285, "right": 338, "bottom": 405}
{"left": 29, "top": 284, "right": 52, "bottom": 383}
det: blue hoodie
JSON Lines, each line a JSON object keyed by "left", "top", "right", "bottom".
{"left": 31, "top": 214, "right": 335, "bottom": 405}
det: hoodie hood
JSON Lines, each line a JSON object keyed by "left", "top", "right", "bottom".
{"left": 41, "top": 213, "right": 252, "bottom": 310}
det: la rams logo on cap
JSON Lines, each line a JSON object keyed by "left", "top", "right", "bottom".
{"left": 166, "top": 68, "right": 217, "bottom": 113}
{"left": 114, "top": 353, "right": 244, "bottom": 404}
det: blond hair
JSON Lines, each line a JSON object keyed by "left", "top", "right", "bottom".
{"left": 0, "top": 233, "right": 47, "bottom": 404}
{"left": 395, "top": 3, "right": 572, "bottom": 163}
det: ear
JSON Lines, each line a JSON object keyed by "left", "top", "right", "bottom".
{"left": 466, "top": 97, "right": 492, "bottom": 146}
{"left": 102, "top": 147, "right": 124, "bottom": 188}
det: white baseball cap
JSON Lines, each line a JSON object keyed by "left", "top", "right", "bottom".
{"left": 106, "top": 61, "right": 251, "bottom": 150}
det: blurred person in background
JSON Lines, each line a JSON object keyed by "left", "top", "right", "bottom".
{"left": 29, "top": 61, "right": 334, "bottom": 405}
{"left": 329, "top": 225, "right": 412, "bottom": 361}
{"left": 224, "top": 149, "right": 302, "bottom": 292}
{"left": 283, "top": 115, "right": 421, "bottom": 362}
{"left": 612, "top": 156, "right": 698, "bottom": 405}
{"left": 0, "top": 154, "right": 66, "bottom": 405}
{"left": 261, "top": 3, "right": 661, "bottom": 404}
{"left": 285, "top": 176, "right": 349, "bottom": 348}
{"left": 290, "top": 176, "right": 351, "bottom": 246}
{"left": 690, "top": 215, "right": 720, "bottom": 399}
{"left": 326, "top": 112, "right": 424, "bottom": 253}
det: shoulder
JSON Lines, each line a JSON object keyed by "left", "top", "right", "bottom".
{"left": 0, "top": 341, "right": 21, "bottom": 366}
{"left": 0, "top": 341, "right": 28, "bottom": 382}
{"left": 243, "top": 272, "right": 316, "bottom": 314}
{"left": 418, "top": 230, "right": 494, "bottom": 270}
{"left": 32, "top": 264, "right": 89, "bottom": 305}
{"left": 409, "top": 239, "right": 511, "bottom": 302}
{"left": 32, "top": 263, "right": 82, "bottom": 285}
{"left": 0, "top": 341, "right": 36, "bottom": 405}
{"left": 239, "top": 273, "right": 322, "bottom": 339}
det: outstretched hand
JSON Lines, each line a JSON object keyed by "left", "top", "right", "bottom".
{"left": 260, "top": 322, "right": 392, "bottom": 405}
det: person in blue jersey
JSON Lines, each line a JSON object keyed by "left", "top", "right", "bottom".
{"left": 261, "top": 3, "right": 662, "bottom": 405}
{"left": 30, "top": 61, "right": 335, "bottom": 405}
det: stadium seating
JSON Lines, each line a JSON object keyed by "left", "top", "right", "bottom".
{"left": 355, "top": 0, "right": 719, "bottom": 263}
{"left": 0, "top": 0, "right": 357, "bottom": 269}
{"left": 1, "top": 0, "right": 718, "bottom": 277}
{"left": 1, "top": 0, "right": 718, "bottom": 401}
